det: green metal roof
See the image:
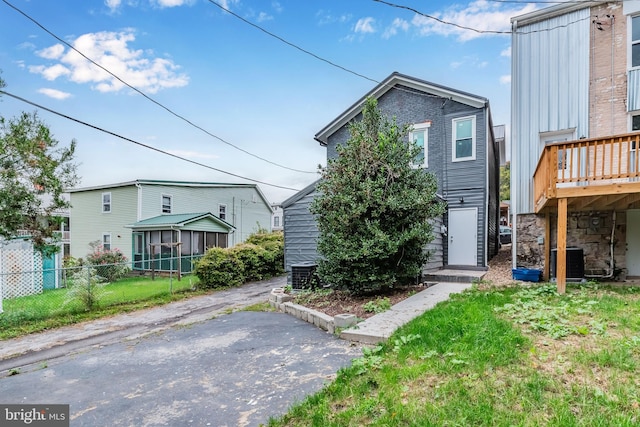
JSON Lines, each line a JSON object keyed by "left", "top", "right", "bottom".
{"left": 126, "top": 212, "right": 234, "bottom": 230}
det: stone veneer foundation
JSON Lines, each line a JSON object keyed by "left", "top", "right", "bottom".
{"left": 516, "top": 211, "right": 627, "bottom": 280}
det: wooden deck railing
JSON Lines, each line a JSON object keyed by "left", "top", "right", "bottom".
{"left": 533, "top": 132, "right": 640, "bottom": 212}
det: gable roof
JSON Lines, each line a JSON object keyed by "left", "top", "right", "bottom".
{"left": 126, "top": 212, "right": 235, "bottom": 230}
{"left": 68, "top": 179, "right": 272, "bottom": 210}
{"left": 281, "top": 179, "right": 320, "bottom": 209}
{"left": 314, "top": 72, "right": 488, "bottom": 146}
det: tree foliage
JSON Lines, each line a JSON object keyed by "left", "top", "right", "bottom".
{"left": 0, "top": 77, "right": 78, "bottom": 251}
{"left": 310, "top": 98, "right": 445, "bottom": 295}
{"left": 500, "top": 162, "right": 510, "bottom": 201}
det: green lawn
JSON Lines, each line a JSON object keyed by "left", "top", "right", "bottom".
{"left": 269, "top": 283, "right": 640, "bottom": 426}
{"left": 0, "top": 275, "right": 205, "bottom": 340}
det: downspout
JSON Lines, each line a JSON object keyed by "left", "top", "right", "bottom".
{"left": 135, "top": 182, "right": 142, "bottom": 222}
{"left": 585, "top": 211, "right": 616, "bottom": 279}
{"left": 510, "top": 19, "right": 518, "bottom": 270}
{"left": 484, "top": 105, "right": 490, "bottom": 268}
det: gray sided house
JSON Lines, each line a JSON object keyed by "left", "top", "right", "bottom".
{"left": 68, "top": 180, "right": 272, "bottom": 273}
{"left": 284, "top": 72, "right": 500, "bottom": 282}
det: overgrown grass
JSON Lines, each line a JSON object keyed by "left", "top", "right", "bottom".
{"left": 0, "top": 275, "right": 206, "bottom": 340}
{"left": 270, "top": 283, "right": 640, "bottom": 426}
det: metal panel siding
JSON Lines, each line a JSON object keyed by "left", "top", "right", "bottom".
{"left": 283, "top": 191, "right": 319, "bottom": 283}
{"left": 512, "top": 8, "right": 591, "bottom": 214}
{"left": 69, "top": 185, "right": 138, "bottom": 258}
{"left": 629, "top": 69, "right": 640, "bottom": 112}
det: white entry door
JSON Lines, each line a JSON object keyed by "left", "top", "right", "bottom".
{"left": 448, "top": 208, "right": 478, "bottom": 266}
{"left": 627, "top": 210, "right": 640, "bottom": 276}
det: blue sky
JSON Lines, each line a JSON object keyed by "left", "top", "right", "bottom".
{"left": 0, "top": 0, "right": 537, "bottom": 203}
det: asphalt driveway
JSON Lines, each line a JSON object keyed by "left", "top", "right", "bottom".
{"left": 1, "top": 311, "right": 361, "bottom": 426}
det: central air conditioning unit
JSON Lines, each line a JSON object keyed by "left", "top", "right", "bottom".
{"left": 291, "top": 262, "right": 318, "bottom": 289}
{"left": 550, "top": 247, "right": 585, "bottom": 282}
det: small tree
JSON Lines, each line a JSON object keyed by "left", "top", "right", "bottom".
{"left": 0, "top": 76, "right": 78, "bottom": 251}
{"left": 500, "top": 162, "right": 510, "bottom": 201}
{"left": 311, "top": 98, "right": 445, "bottom": 295}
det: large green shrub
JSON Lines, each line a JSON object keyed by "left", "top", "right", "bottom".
{"left": 194, "top": 247, "right": 245, "bottom": 288}
{"left": 310, "top": 98, "right": 445, "bottom": 295}
{"left": 194, "top": 231, "right": 284, "bottom": 288}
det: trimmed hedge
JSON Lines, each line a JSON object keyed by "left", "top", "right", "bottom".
{"left": 194, "top": 231, "right": 284, "bottom": 289}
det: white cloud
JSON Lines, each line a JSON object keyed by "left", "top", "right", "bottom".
{"left": 500, "top": 75, "right": 511, "bottom": 85}
{"left": 412, "top": 0, "right": 537, "bottom": 42}
{"left": 257, "top": 12, "right": 273, "bottom": 22}
{"left": 29, "top": 30, "right": 188, "bottom": 94}
{"left": 218, "top": 0, "right": 239, "bottom": 11}
{"left": 38, "top": 88, "right": 72, "bottom": 100}
{"left": 154, "top": 0, "right": 193, "bottom": 7}
{"left": 166, "top": 150, "right": 220, "bottom": 160}
{"left": 271, "top": 1, "right": 282, "bottom": 13}
{"left": 36, "top": 44, "right": 65, "bottom": 60}
{"left": 105, "top": 0, "right": 121, "bottom": 12}
{"left": 29, "top": 64, "right": 70, "bottom": 80}
{"left": 382, "top": 18, "right": 409, "bottom": 39}
{"left": 316, "top": 10, "right": 351, "bottom": 26}
{"left": 354, "top": 17, "right": 376, "bottom": 34}
{"left": 501, "top": 46, "right": 511, "bottom": 57}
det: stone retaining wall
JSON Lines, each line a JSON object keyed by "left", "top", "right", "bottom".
{"left": 268, "top": 288, "right": 357, "bottom": 335}
{"left": 516, "top": 211, "right": 627, "bottom": 279}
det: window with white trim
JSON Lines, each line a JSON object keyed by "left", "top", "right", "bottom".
{"left": 161, "top": 194, "right": 172, "bottom": 214}
{"left": 102, "top": 192, "right": 111, "bottom": 213}
{"left": 219, "top": 204, "right": 227, "bottom": 221}
{"left": 633, "top": 15, "right": 640, "bottom": 68}
{"left": 452, "top": 116, "right": 476, "bottom": 162}
{"left": 409, "top": 122, "right": 430, "bottom": 168}
{"left": 102, "top": 233, "right": 111, "bottom": 251}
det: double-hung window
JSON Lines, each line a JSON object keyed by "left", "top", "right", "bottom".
{"left": 219, "top": 204, "right": 227, "bottom": 221}
{"left": 161, "top": 194, "right": 172, "bottom": 214}
{"left": 409, "top": 122, "right": 430, "bottom": 168}
{"left": 102, "top": 233, "right": 111, "bottom": 251}
{"left": 633, "top": 15, "right": 640, "bottom": 68}
{"left": 452, "top": 116, "right": 476, "bottom": 162}
{"left": 102, "top": 192, "right": 111, "bottom": 213}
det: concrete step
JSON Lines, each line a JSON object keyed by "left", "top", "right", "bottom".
{"left": 423, "top": 269, "right": 486, "bottom": 284}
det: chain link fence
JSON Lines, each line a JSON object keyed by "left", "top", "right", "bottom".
{"left": 0, "top": 253, "right": 203, "bottom": 328}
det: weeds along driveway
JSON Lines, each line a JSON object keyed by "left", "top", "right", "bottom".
{"left": 0, "top": 310, "right": 362, "bottom": 426}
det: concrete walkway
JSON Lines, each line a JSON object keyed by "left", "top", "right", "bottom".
{"left": 340, "top": 282, "right": 473, "bottom": 344}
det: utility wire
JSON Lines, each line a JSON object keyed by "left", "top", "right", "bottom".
{"left": 1, "top": 0, "right": 315, "bottom": 175}
{"left": 206, "top": 0, "right": 379, "bottom": 85}
{"left": 0, "top": 90, "right": 303, "bottom": 192}
{"left": 373, "top": 0, "right": 595, "bottom": 36}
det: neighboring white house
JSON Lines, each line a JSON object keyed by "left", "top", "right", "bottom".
{"left": 68, "top": 180, "right": 273, "bottom": 265}
{"left": 271, "top": 203, "right": 283, "bottom": 231}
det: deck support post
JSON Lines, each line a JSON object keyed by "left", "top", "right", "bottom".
{"left": 543, "top": 211, "right": 551, "bottom": 281}
{"left": 557, "top": 198, "right": 568, "bottom": 294}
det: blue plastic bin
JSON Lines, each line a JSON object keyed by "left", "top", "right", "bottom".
{"left": 512, "top": 268, "right": 542, "bottom": 282}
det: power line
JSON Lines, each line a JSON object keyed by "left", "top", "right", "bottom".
{"left": 0, "top": 0, "right": 315, "bottom": 175}
{"left": 205, "top": 0, "right": 379, "bottom": 85}
{"left": 372, "top": 0, "right": 595, "bottom": 36}
{"left": 372, "top": 0, "right": 510, "bottom": 36}
{"left": 0, "top": 90, "right": 303, "bottom": 192}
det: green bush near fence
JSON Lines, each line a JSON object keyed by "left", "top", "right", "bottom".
{"left": 195, "top": 230, "right": 284, "bottom": 288}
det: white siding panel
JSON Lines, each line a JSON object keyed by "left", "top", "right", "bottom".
{"left": 512, "top": 9, "right": 591, "bottom": 214}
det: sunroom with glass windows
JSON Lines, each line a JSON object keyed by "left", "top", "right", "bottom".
{"left": 126, "top": 212, "right": 234, "bottom": 274}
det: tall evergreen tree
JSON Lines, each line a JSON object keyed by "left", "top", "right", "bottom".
{"left": 311, "top": 98, "right": 445, "bottom": 295}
